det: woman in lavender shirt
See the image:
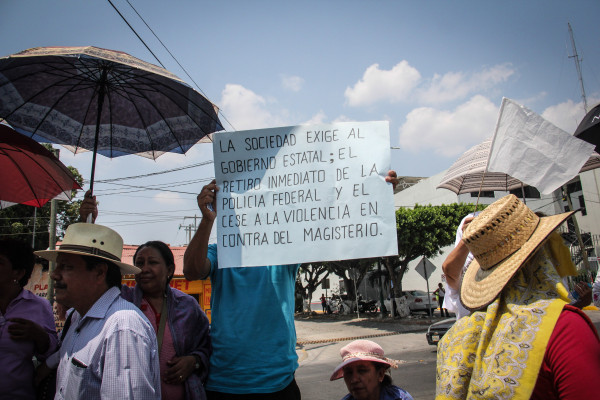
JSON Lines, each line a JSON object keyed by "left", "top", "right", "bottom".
{"left": 0, "top": 239, "right": 58, "bottom": 400}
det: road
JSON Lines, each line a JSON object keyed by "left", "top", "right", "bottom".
{"left": 296, "top": 331, "right": 437, "bottom": 400}
{"left": 294, "top": 310, "right": 600, "bottom": 400}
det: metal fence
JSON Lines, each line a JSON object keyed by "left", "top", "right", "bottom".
{"left": 560, "top": 227, "right": 599, "bottom": 288}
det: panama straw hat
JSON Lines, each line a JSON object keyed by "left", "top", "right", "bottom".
{"left": 35, "top": 222, "right": 140, "bottom": 275}
{"left": 330, "top": 339, "right": 398, "bottom": 381}
{"left": 460, "top": 194, "right": 574, "bottom": 311}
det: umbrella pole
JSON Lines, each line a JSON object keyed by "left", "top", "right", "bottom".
{"left": 89, "top": 69, "right": 108, "bottom": 197}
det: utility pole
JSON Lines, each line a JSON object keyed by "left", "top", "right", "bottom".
{"left": 566, "top": 22, "right": 592, "bottom": 275}
{"left": 568, "top": 22, "right": 588, "bottom": 114}
{"left": 178, "top": 224, "right": 194, "bottom": 244}
{"left": 47, "top": 148, "right": 59, "bottom": 306}
{"left": 183, "top": 214, "right": 201, "bottom": 232}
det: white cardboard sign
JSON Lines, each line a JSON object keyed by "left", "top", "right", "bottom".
{"left": 212, "top": 121, "right": 398, "bottom": 267}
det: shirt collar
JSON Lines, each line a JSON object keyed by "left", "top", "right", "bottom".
{"left": 82, "top": 286, "right": 121, "bottom": 320}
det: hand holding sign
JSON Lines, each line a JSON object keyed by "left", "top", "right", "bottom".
{"left": 196, "top": 180, "right": 218, "bottom": 222}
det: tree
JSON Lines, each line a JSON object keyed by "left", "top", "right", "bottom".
{"left": 296, "top": 262, "right": 330, "bottom": 311}
{"left": 0, "top": 163, "right": 84, "bottom": 251}
{"left": 328, "top": 257, "right": 378, "bottom": 300}
{"left": 386, "top": 203, "right": 486, "bottom": 299}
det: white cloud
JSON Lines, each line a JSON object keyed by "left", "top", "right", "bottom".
{"left": 153, "top": 191, "right": 185, "bottom": 205}
{"left": 344, "top": 61, "right": 421, "bottom": 107}
{"left": 219, "top": 84, "right": 286, "bottom": 130}
{"left": 301, "top": 110, "right": 328, "bottom": 125}
{"left": 541, "top": 99, "right": 589, "bottom": 134}
{"left": 398, "top": 95, "right": 499, "bottom": 157}
{"left": 417, "top": 64, "right": 514, "bottom": 104}
{"left": 281, "top": 74, "right": 304, "bottom": 92}
{"left": 345, "top": 62, "right": 514, "bottom": 107}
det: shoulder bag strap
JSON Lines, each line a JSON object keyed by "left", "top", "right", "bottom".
{"left": 156, "top": 296, "right": 168, "bottom": 354}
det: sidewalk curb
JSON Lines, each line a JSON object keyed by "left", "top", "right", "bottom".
{"left": 296, "top": 327, "right": 427, "bottom": 346}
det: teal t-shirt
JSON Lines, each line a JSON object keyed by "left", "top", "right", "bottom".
{"left": 206, "top": 244, "right": 300, "bottom": 394}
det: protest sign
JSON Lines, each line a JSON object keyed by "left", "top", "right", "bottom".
{"left": 213, "top": 121, "right": 398, "bottom": 267}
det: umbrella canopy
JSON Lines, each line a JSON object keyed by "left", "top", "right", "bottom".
{"left": 437, "top": 138, "right": 524, "bottom": 195}
{"left": 574, "top": 103, "right": 600, "bottom": 153}
{"left": 0, "top": 124, "right": 81, "bottom": 207}
{"left": 0, "top": 46, "right": 224, "bottom": 191}
{"left": 437, "top": 137, "right": 600, "bottom": 195}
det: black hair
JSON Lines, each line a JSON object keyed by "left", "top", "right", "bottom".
{"left": 81, "top": 255, "right": 122, "bottom": 289}
{"left": 373, "top": 362, "right": 393, "bottom": 387}
{"left": 0, "top": 238, "right": 35, "bottom": 287}
{"left": 133, "top": 241, "right": 175, "bottom": 285}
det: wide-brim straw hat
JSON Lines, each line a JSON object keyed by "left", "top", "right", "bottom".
{"left": 330, "top": 339, "right": 398, "bottom": 381}
{"left": 460, "top": 194, "right": 574, "bottom": 311}
{"left": 35, "top": 222, "right": 140, "bottom": 275}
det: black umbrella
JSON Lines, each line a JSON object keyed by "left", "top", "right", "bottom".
{"left": 574, "top": 103, "right": 600, "bottom": 153}
{"left": 0, "top": 46, "right": 224, "bottom": 193}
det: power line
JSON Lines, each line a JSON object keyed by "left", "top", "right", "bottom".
{"left": 106, "top": 0, "right": 166, "bottom": 68}
{"left": 93, "top": 160, "right": 213, "bottom": 183}
{"left": 120, "top": 0, "right": 236, "bottom": 131}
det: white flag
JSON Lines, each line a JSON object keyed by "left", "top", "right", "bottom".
{"left": 487, "top": 98, "right": 595, "bottom": 195}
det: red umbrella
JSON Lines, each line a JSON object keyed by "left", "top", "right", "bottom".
{"left": 0, "top": 124, "right": 81, "bottom": 207}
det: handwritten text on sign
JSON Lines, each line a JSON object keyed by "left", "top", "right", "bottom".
{"left": 213, "top": 121, "right": 398, "bottom": 267}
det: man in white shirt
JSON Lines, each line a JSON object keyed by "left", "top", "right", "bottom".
{"left": 35, "top": 223, "right": 161, "bottom": 400}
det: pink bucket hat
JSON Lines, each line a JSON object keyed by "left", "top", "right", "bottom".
{"left": 330, "top": 339, "right": 398, "bottom": 381}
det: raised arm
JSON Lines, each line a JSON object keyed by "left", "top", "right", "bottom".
{"left": 442, "top": 216, "right": 474, "bottom": 291}
{"left": 183, "top": 180, "right": 218, "bottom": 280}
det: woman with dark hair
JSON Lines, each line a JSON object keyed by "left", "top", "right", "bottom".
{"left": 330, "top": 339, "right": 413, "bottom": 400}
{"left": 0, "top": 238, "right": 58, "bottom": 399}
{"left": 121, "top": 240, "right": 211, "bottom": 400}
{"left": 79, "top": 191, "right": 211, "bottom": 399}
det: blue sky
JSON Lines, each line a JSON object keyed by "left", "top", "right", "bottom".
{"left": 2, "top": 1, "right": 599, "bottom": 245}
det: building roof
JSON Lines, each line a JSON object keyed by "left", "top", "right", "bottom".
{"left": 121, "top": 244, "right": 187, "bottom": 276}
{"left": 55, "top": 242, "right": 188, "bottom": 277}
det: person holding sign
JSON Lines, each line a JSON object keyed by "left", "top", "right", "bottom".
{"left": 183, "top": 171, "right": 398, "bottom": 399}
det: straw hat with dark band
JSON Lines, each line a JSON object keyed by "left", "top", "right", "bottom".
{"left": 460, "top": 194, "right": 574, "bottom": 311}
{"left": 35, "top": 222, "right": 140, "bottom": 275}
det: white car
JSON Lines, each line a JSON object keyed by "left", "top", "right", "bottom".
{"left": 402, "top": 290, "right": 436, "bottom": 314}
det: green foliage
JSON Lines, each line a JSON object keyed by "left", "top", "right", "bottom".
{"left": 386, "top": 202, "right": 486, "bottom": 296}
{"left": 0, "top": 157, "right": 84, "bottom": 250}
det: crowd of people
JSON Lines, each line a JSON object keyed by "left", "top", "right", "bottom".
{"left": 3, "top": 171, "right": 600, "bottom": 399}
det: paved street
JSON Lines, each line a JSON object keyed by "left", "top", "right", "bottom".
{"left": 295, "top": 314, "right": 445, "bottom": 400}
{"left": 294, "top": 310, "right": 600, "bottom": 400}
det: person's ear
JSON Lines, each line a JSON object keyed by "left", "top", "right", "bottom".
{"left": 12, "top": 268, "right": 26, "bottom": 283}
{"left": 94, "top": 262, "right": 108, "bottom": 283}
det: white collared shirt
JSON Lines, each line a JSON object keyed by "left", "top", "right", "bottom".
{"left": 55, "top": 287, "right": 160, "bottom": 400}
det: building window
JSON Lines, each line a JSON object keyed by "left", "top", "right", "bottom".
{"left": 579, "top": 195, "right": 587, "bottom": 216}
{"left": 470, "top": 191, "right": 495, "bottom": 198}
{"left": 509, "top": 186, "right": 541, "bottom": 199}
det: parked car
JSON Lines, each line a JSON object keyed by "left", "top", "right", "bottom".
{"left": 426, "top": 317, "right": 456, "bottom": 345}
{"left": 402, "top": 290, "right": 436, "bottom": 314}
